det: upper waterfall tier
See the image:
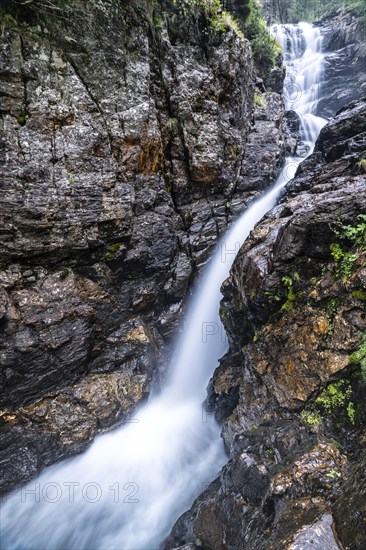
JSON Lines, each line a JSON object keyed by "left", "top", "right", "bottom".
{"left": 271, "top": 22, "right": 327, "bottom": 152}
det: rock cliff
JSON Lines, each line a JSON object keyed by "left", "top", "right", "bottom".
{"left": 317, "top": 8, "right": 366, "bottom": 118}
{"left": 166, "top": 99, "right": 366, "bottom": 549}
{"left": 0, "top": 0, "right": 286, "bottom": 494}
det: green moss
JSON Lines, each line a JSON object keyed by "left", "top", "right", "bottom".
{"left": 352, "top": 289, "right": 366, "bottom": 301}
{"left": 153, "top": 15, "right": 164, "bottom": 27}
{"left": 300, "top": 410, "right": 322, "bottom": 427}
{"left": 315, "top": 380, "right": 352, "bottom": 416}
{"left": 104, "top": 242, "right": 125, "bottom": 261}
{"left": 356, "top": 158, "right": 366, "bottom": 174}
{"left": 349, "top": 332, "right": 366, "bottom": 380}
{"left": 17, "top": 114, "right": 26, "bottom": 126}
{"left": 254, "top": 92, "right": 266, "bottom": 107}
{"left": 67, "top": 172, "right": 76, "bottom": 185}
{"left": 0, "top": 13, "right": 18, "bottom": 27}
{"left": 347, "top": 401, "right": 356, "bottom": 424}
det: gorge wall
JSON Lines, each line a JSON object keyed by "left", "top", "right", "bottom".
{"left": 166, "top": 98, "right": 366, "bottom": 550}
{"left": 317, "top": 7, "right": 366, "bottom": 118}
{"left": 0, "top": 0, "right": 286, "bottom": 494}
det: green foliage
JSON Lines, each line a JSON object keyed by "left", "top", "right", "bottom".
{"left": 104, "top": 242, "right": 125, "bottom": 261}
{"left": 356, "top": 158, "right": 366, "bottom": 173}
{"left": 334, "top": 214, "right": 366, "bottom": 248}
{"left": 301, "top": 379, "right": 357, "bottom": 428}
{"left": 254, "top": 92, "right": 266, "bottom": 107}
{"left": 153, "top": 15, "right": 164, "bottom": 27}
{"left": 322, "top": 297, "right": 339, "bottom": 335}
{"left": 271, "top": 0, "right": 366, "bottom": 24}
{"left": 172, "top": 0, "right": 244, "bottom": 39}
{"left": 330, "top": 214, "right": 366, "bottom": 280}
{"left": 265, "top": 291, "right": 281, "bottom": 302}
{"left": 244, "top": 0, "right": 281, "bottom": 77}
{"left": 17, "top": 113, "right": 26, "bottom": 126}
{"left": 330, "top": 243, "right": 357, "bottom": 280}
{"left": 67, "top": 172, "right": 76, "bottom": 185}
{"left": 253, "top": 329, "right": 260, "bottom": 342}
{"left": 315, "top": 380, "right": 353, "bottom": 416}
{"left": 281, "top": 274, "right": 301, "bottom": 311}
{"left": 352, "top": 289, "right": 366, "bottom": 301}
{"left": 349, "top": 332, "right": 366, "bottom": 380}
{"left": 211, "top": 10, "right": 244, "bottom": 38}
{"left": 300, "top": 409, "right": 322, "bottom": 426}
{"left": 347, "top": 401, "right": 356, "bottom": 424}
{"left": 326, "top": 468, "right": 342, "bottom": 480}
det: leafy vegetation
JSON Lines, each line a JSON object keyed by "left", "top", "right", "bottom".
{"left": 321, "top": 297, "right": 339, "bottom": 336}
{"left": 315, "top": 380, "right": 352, "bottom": 416}
{"left": 281, "top": 272, "right": 301, "bottom": 311}
{"left": 104, "top": 242, "right": 125, "bottom": 261}
{"left": 330, "top": 214, "right": 366, "bottom": 280}
{"left": 301, "top": 379, "right": 358, "bottom": 427}
{"left": 300, "top": 409, "right": 322, "bottom": 426}
{"left": 270, "top": 0, "right": 366, "bottom": 24}
{"left": 356, "top": 158, "right": 366, "bottom": 173}
{"left": 330, "top": 243, "right": 358, "bottom": 280}
{"left": 243, "top": 0, "right": 282, "bottom": 77}
{"left": 349, "top": 332, "right": 366, "bottom": 380}
{"left": 67, "top": 172, "right": 76, "bottom": 185}
{"left": 333, "top": 214, "right": 366, "bottom": 247}
{"left": 302, "top": 380, "right": 355, "bottom": 427}
{"left": 254, "top": 91, "right": 266, "bottom": 107}
{"left": 172, "top": 1, "right": 280, "bottom": 77}
{"left": 172, "top": 0, "right": 244, "bottom": 39}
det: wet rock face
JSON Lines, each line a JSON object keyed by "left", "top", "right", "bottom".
{"left": 167, "top": 99, "right": 366, "bottom": 549}
{"left": 0, "top": 0, "right": 287, "bottom": 493}
{"left": 317, "top": 9, "right": 366, "bottom": 118}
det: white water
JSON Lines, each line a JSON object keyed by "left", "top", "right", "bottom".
{"left": 271, "top": 22, "right": 327, "bottom": 154}
{"left": 0, "top": 23, "right": 327, "bottom": 550}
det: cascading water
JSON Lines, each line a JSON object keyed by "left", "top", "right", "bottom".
{"left": 0, "top": 22, "right": 328, "bottom": 550}
{"left": 271, "top": 22, "right": 327, "bottom": 155}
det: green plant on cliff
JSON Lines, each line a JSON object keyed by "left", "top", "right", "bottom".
{"left": 172, "top": 0, "right": 244, "bottom": 39}
{"left": 281, "top": 273, "right": 301, "bottom": 311}
{"left": 330, "top": 243, "right": 357, "bottom": 280}
{"left": 244, "top": 0, "right": 282, "bottom": 77}
{"left": 254, "top": 91, "right": 266, "bottom": 107}
{"left": 301, "top": 379, "right": 356, "bottom": 427}
{"left": 334, "top": 214, "right": 366, "bottom": 247}
{"left": 349, "top": 332, "right": 366, "bottom": 380}
{"left": 67, "top": 172, "right": 76, "bottom": 185}
{"left": 315, "top": 380, "right": 352, "bottom": 413}
{"left": 104, "top": 242, "right": 125, "bottom": 261}
{"left": 300, "top": 409, "right": 322, "bottom": 426}
{"left": 356, "top": 158, "right": 366, "bottom": 173}
{"left": 330, "top": 214, "right": 366, "bottom": 280}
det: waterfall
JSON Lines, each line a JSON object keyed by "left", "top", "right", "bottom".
{"left": 0, "top": 23, "right": 327, "bottom": 550}
{"left": 271, "top": 22, "right": 327, "bottom": 154}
